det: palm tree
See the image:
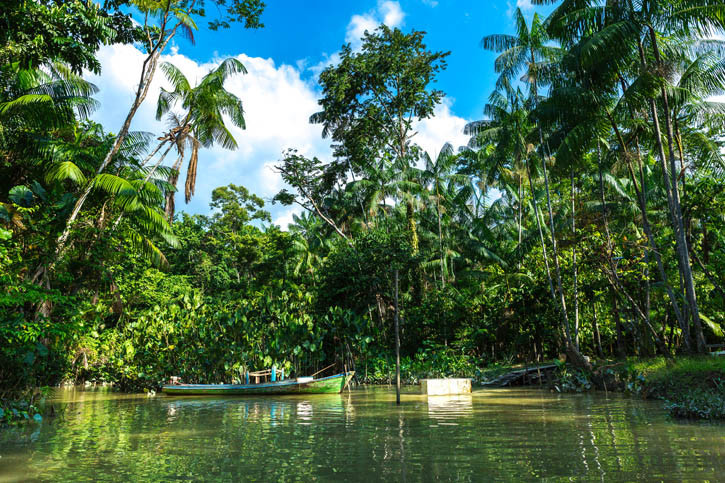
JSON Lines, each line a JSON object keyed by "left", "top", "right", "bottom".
{"left": 289, "top": 212, "right": 332, "bottom": 282}
{"left": 422, "top": 143, "right": 460, "bottom": 287}
{"left": 0, "top": 63, "right": 98, "bottom": 137}
{"left": 43, "top": 124, "right": 179, "bottom": 265}
{"left": 531, "top": 38, "right": 685, "bottom": 355}
{"left": 465, "top": 85, "right": 559, "bottom": 329}
{"left": 53, "top": 0, "right": 198, "bottom": 260}
{"left": 155, "top": 58, "right": 247, "bottom": 219}
{"left": 480, "top": 8, "right": 560, "bottom": 97}
{"left": 535, "top": 0, "right": 725, "bottom": 353}
{"left": 480, "top": 8, "right": 584, "bottom": 361}
{"left": 35, "top": 122, "right": 179, "bottom": 316}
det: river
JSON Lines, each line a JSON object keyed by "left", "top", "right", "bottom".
{"left": 0, "top": 386, "right": 723, "bottom": 481}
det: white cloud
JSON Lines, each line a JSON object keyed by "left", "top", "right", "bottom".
{"left": 86, "top": 1, "right": 472, "bottom": 230}
{"left": 379, "top": 1, "right": 405, "bottom": 27}
{"left": 517, "top": 0, "right": 534, "bottom": 10}
{"left": 414, "top": 99, "right": 470, "bottom": 162}
{"left": 273, "top": 205, "right": 303, "bottom": 229}
{"left": 310, "top": 2, "right": 406, "bottom": 86}
{"left": 308, "top": 51, "right": 340, "bottom": 78}
{"left": 345, "top": 1, "right": 405, "bottom": 50}
{"left": 507, "top": 0, "right": 534, "bottom": 18}
{"left": 87, "top": 43, "right": 331, "bottom": 228}
{"left": 346, "top": 14, "right": 379, "bottom": 49}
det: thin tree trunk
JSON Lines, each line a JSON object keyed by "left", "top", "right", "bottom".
{"left": 674, "top": 118, "right": 686, "bottom": 194}
{"left": 139, "top": 139, "right": 167, "bottom": 168}
{"left": 53, "top": 19, "right": 179, "bottom": 264}
{"left": 165, "top": 155, "right": 185, "bottom": 221}
{"left": 608, "top": 273, "right": 669, "bottom": 356}
{"left": 643, "top": 249, "right": 652, "bottom": 345}
{"left": 571, "top": 168, "right": 579, "bottom": 350}
{"left": 406, "top": 199, "right": 418, "bottom": 254}
{"left": 527, "top": 160, "right": 556, "bottom": 303}
{"left": 611, "top": 289, "right": 626, "bottom": 358}
{"left": 347, "top": 160, "right": 369, "bottom": 227}
{"left": 596, "top": 141, "right": 616, "bottom": 263}
{"left": 436, "top": 184, "right": 445, "bottom": 288}
{"left": 109, "top": 141, "right": 176, "bottom": 233}
{"left": 394, "top": 269, "right": 401, "bottom": 405}
{"left": 518, "top": 174, "right": 523, "bottom": 270}
{"left": 644, "top": 31, "right": 704, "bottom": 352}
{"left": 539, "top": 130, "right": 571, "bottom": 345}
{"left": 528, "top": 60, "right": 561, "bottom": 330}
{"left": 692, "top": 250, "right": 725, "bottom": 299}
{"left": 604, "top": 108, "right": 689, "bottom": 351}
{"left": 592, "top": 302, "right": 604, "bottom": 358}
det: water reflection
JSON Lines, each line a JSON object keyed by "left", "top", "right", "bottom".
{"left": 0, "top": 387, "right": 723, "bottom": 482}
{"left": 427, "top": 395, "right": 473, "bottom": 426}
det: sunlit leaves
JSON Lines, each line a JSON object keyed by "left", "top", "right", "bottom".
{"left": 46, "top": 161, "right": 87, "bottom": 186}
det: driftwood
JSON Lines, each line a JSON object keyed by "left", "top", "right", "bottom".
{"left": 481, "top": 364, "right": 558, "bottom": 387}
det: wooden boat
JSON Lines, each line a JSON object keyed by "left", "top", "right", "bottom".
{"left": 161, "top": 372, "right": 354, "bottom": 396}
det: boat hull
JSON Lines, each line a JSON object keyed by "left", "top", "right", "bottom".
{"left": 161, "top": 372, "right": 354, "bottom": 396}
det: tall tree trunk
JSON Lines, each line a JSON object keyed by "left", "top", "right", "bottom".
{"left": 109, "top": 140, "right": 176, "bottom": 233}
{"left": 140, "top": 139, "right": 168, "bottom": 168}
{"left": 436, "top": 184, "right": 445, "bottom": 288}
{"left": 531, "top": 56, "right": 587, "bottom": 367}
{"left": 604, "top": 107, "right": 689, "bottom": 351}
{"left": 570, "top": 168, "right": 579, "bottom": 350}
{"left": 165, "top": 155, "right": 185, "bottom": 221}
{"left": 592, "top": 302, "right": 604, "bottom": 358}
{"left": 527, "top": 160, "right": 556, "bottom": 304}
{"left": 52, "top": 13, "right": 180, "bottom": 265}
{"left": 528, "top": 61, "right": 559, "bottom": 329}
{"left": 644, "top": 31, "right": 704, "bottom": 352}
{"left": 518, "top": 174, "right": 523, "bottom": 270}
{"left": 394, "top": 269, "right": 401, "bottom": 405}
{"left": 539, "top": 130, "right": 572, "bottom": 347}
{"left": 643, "top": 249, "right": 653, "bottom": 346}
{"left": 611, "top": 289, "right": 626, "bottom": 358}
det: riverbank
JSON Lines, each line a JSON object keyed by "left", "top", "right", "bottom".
{"left": 3, "top": 354, "right": 724, "bottom": 425}
{"left": 626, "top": 357, "right": 725, "bottom": 419}
{"left": 365, "top": 353, "right": 725, "bottom": 421}
{"left": 550, "top": 356, "right": 725, "bottom": 420}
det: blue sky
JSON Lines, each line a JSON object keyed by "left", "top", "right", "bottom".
{"left": 181, "top": 0, "right": 517, "bottom": 120}
{"left": 89, "top": 0, "right": 549, "bottom": 226}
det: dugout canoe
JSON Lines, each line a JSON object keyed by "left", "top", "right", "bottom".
{"left": 161, "top": 372, "right": 354, "bottom": 396}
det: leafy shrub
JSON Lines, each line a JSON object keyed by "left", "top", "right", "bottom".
{"left": 665, "top": 387, "right": 725, "bottom": 420}
{"left": 552, "top": 360, "right": 593, "bottom": 392}
{"left": 358, "top": 343, "right": 478, "bottom": 384}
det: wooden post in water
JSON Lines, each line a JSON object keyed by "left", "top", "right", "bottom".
{"left": 394, "top": 268, "right": 401, "bottom": 405}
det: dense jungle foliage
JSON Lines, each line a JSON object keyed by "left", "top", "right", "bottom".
{"left": 2, "top": 0, "right": 725, "bottom": 418}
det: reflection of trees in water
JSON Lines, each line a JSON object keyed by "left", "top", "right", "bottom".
{"left": 1, "top": 389, "right": 724, "bottom": 481}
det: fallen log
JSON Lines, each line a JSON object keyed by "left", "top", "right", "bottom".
{"left": 480, "top": 364, "right": 558, "bottom": 387}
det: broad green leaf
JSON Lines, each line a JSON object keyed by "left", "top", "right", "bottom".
{"left": 700, "top": 313, "right": 723, "bottom": 337}
{"left": 46, "top": 161, "right": 87, "bottom": 186}
{"left": 9, "top": 186, "right": 34, "bottom": 207}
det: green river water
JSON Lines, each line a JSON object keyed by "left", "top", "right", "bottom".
{"left": 0, "top": 386, "right": 723, "bottom": 481}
